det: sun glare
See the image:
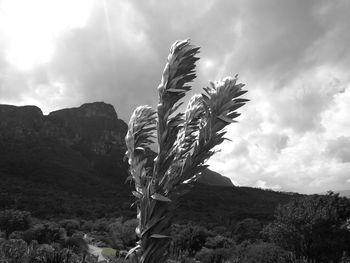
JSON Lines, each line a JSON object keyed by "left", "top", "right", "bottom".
{"left": 0, "top": 0, "right": 94, "bottom": 71}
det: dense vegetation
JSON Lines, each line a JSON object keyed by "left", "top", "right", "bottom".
{"left": 263, "top": 192, "right": 350, "bottom": 262}
{"left": 0, "top": 168, "right": 294, "bottom": 224}
{"left": 1, "top": 192, "right": 349, "bottom": 262}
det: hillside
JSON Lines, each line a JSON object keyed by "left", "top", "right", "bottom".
{"left": 337, "top": 190, "right": 350, "bottom": 198}
{"left": 197, "top": 169, "right": 234, "bottom": 187}
{"left": 0, "top": 102, "right": 295, "bottom": 226}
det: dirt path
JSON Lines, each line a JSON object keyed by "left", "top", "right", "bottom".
{"left": 88, "top": 244, "right": 106, "bottom": 262}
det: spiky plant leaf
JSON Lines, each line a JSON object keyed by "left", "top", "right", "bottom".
{"left": 154, "top": 39, "right": 200, "bottom": 185}
{"left": 124, "top": 40, "right": 248, "bottom": 263}
{"left": 151, "top": 193, "right": 171, "bottom": 202}
{"left": 160, "top": 94, "right": 204, "bottom": 192}
{"left": 125, "top": 105, "right": 156, "bottom": 189}
{"left": 150, "top": 234, "right": 171, "bottom": 239}
{"left": 181, "top": 76, "right": 248, "bottom": 183}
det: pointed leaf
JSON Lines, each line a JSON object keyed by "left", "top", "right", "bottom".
{"left": 132, "top": 191, "right": 143, "bottom": 199}
{"left": 126, "top": 245, "right": 141, "bottom": 259}
{"left": 167, "top": 88, "right": 185, "bottom": 93}
{"left": 151, "top": 193, "right": 172, "bottom": 202}
{"left": 217, "top": 115, "right": 237, "bottom": 123}
{"left": 150, "top": 234, "right": 171, "bottom": 239}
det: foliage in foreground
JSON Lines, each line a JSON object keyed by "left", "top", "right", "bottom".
{"left": 0, "top": 210, "right": 32, "bottom": 238}
{"left": 125, "top": 39, "right": 248, "bottom": 262}
{"left": 263, "top": 192, "right": 350, "bottom": 262}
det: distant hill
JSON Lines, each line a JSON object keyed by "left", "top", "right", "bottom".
{"left": 197, "top": 169, "right": 234, "bottom": 187}
{"left": 0, "top": 102, "right": 295, "bottom": 226}
{"left": 337, "top": 190, "right": 350, "bottom": 198}
{"left": 318, "top": 190, "right": 350, "bottom": 199}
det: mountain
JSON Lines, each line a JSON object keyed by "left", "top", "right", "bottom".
{"left": 197, "top": 169, "right": 234, "bottom": 187}
{"left": 0, "top": 102, "right": 128, "bottom": 180}
{"left": 0, "top": 102, "right": 132, "bottom": 218}
{"left": 337, "top": 190, "right": 350, "bottom": 198}
{"left": 0, "top": 102, "right": 295, "bottom": 226}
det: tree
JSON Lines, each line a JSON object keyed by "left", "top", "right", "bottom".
{"left": 171, "top": 224, "right": 211, "bottom": 256}
{"left": 234, "top": 218, "right": 262, "bottom": 243}
{"left": 240, "top": 242, "right": 290, "bottom": 263}
{"left": 0, "top": 209, "right": 32, "bottom": 238}
{"left": 125, "top": 39, "right": 248, "bottom": 262}
{"left": 108, "top": 218, "right": 138, "bottom": 248}
{"left": 23, "top": 222, "right": 66, "bottom": 245}
{"left": 263, "top": 192, "right": 350, "bottom": 262}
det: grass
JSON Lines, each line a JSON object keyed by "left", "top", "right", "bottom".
{"left": 102, "top": 248, "right": 116, "bottom": 256}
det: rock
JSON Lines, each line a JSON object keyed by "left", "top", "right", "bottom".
{"left": 49, "top": 102, "right": 118, "bottom": 119}
{"left": 0, "top": 102, "right": 130, "bottom": 206}
{"left": 196, "top": 168, "right": 234, "bottom": 187}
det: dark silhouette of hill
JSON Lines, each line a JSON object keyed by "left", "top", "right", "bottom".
{"left": 0, "top": 102, "right": 295, "bottom": 226}
{"left": 0, "top": 102, "right": 132, "bottom": 218}
{"left": 336, "top": 190, "right": 350, "bottom": 198}
{"left": 197, "top": 169, "right": 234, "bottom": 187}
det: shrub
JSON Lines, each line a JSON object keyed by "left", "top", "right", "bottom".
{"left": 108, "top": 218, "right": 138, "bottom": 249}
{"left": 23, "top": 222, "right": 66, "bottom": 244}
{"left": 240, "top": 242, "right": 290, "bottom": 263}
{"left": 8, "top": 231, "right": 24, "bottom": 240}
{"left": 196, "top": 247, "right": 235, "bottom": 263}
{"left": 59, "top": 219, "right": 80, "bottom": 236}
{"left": 263, "top": 192, "right": 350, "bottom": 262}
{"left": 81, "top": 220, "right": 94, "bottom": 232}
{"left": 0, "top": 209, "right": 32, "bottom": 238}
{"left": 35, "top": 243, "right": 56, "bottom": 257}
{"left": 204, "top": 235, "right": 235, "bottom": 249}
{"left": 172, "top": 224, "right": 211, "bottom": 257}
{"left": 63, "top": 236, "right": 88, "bottom": 255}
{"left": 233, "top": 218, "right": 262, "bottom": 243}
{"left": 0, "top": 238, "right": 27, "bottom": 261}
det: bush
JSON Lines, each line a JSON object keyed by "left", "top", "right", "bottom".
{"left": 0, "top": 238, "right": 27, "bottom": 261}
{"left": 0, "top": 238, "right": 94, "bottom": 263}
{"left": 204, "top": 235, "right": 235, "bottom": 249}
{"left": 8, "top": 231, "right": 24, "bottom": 240}
{"left": 93, "top": 217, "right": 115, "bottom": 232}
{"left": 195, "top": 247, "right": 235, "bottom": 263}
{"left": 108, "top": 218, "right": 138, "bottom": 249}
{"left": 239, "top": 242, "right": 290, "bottom": 263}
{"left": 63, "top": 236, "right": 88, "bottom": 255}
{"left": 59, "top": 219, "right": 80, "bottom": 236}
{"left": 0, "top": 210, "right": 32, "bottom": 238}
{"left": 263, "top": 192, "right": 350, "bottom": 262}
{"left": 81, "top": 220, "right": 94, "bottom": 232}
{"left": 172, "top": 224, "right": 211, "bottom": 257}
{"left": 233, "top": 218, "right": 262, "bottom": 243}
{"left": 35, "top": 243, "right": 55, "bottom": 257}
{"left": 23, "top": 222, "right": 66, "bottom": 244}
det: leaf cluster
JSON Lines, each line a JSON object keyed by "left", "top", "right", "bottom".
{"left": 124, "top": 39, "right": 248, "bottom": 262}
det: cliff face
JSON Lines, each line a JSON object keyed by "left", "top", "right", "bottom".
{"left": 0, "top": 105, "right": 44, "bottom": 139}
{"left": 197, "top": 169, "right": 234, "bottom": 187}
{"left": 0, "top": 102, "right": 129, "bottom": 192}
{"left": 0, "top": 102, "right": 234, "bottom": 188}
{"left": 0, "top": 102, "right": 127, "bottom": 155}
{"left": 0, "top": 102, "right": 291, "bottom": 222}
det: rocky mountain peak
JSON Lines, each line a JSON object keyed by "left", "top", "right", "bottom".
{"left": 49, "top": 102, "right": 118, "bottom": 119}
{"left": 197, "top": 169, "right": 234, "bottom": 187}
{"left": 0, "top": 104, "right": 43, "bottom": 119}
{"left": 0, "top": 105, "right": 44, "bottom": 138}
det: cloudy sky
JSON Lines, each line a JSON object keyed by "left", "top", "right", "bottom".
{"left": 0, "top": 0, "right": 349, "bottom": 194}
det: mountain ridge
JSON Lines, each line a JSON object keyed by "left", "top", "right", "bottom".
{"left": 0, "top": 102, "right": 294, "bottom": 225}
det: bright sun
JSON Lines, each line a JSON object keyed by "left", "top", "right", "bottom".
{"left": 0, "top": 0, "right": 94, "bottom": 71}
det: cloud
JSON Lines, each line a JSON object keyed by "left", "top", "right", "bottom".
{"left": 0, "top": 0, "right": 350, "bottom": 193}
{"left": 255, "top": 180, "right": 281, "bottom": 191}
{"left": 326, "top": 136, "right": 350, "bottom": 163}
